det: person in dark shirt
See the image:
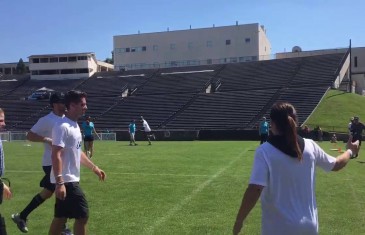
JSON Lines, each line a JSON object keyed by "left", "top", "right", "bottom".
{"left": 350, "top": 116, "right": 365, "bottom": 158}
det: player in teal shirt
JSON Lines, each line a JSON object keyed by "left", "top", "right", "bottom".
{"left": 82, "top": 116, "right": 100, "bottom": 158}
{"left": 129, "top": 120, "right": 137, "bottom": 146}
{"left": 259, "top": 117, "right": 269, "bottom": 144}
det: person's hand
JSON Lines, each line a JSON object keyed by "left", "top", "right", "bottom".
{"left": 347, "top": 135, "right": 360, "bottom": 155}
{"left": 233, "top": 221, "right": 243, "bottom": 235}
{"left": 93, "top": 166, "right": 106, "bottom": 181}
{"left": 55, "top": 184, "right": 66, "bottom": 200}
{"left": 2, "top": 183, "right": 12, "bottom": 200}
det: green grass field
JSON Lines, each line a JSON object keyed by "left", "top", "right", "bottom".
{"left": 2, "top": 140, "right": 365, "bottom": 235}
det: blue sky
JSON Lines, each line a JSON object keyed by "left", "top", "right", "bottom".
{"left": 0, "top": 0, "right": 364, "bottom": 63}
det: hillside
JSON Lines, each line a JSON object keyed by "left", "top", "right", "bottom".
{"left": 304, "top": 89, "right": 365, "bottom": 133}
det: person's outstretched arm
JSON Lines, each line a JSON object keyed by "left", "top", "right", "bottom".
{"left": 233, "top": 184, "right": 264, "bottom": 235}
{"left": 332, "top": 136, "right": 359, "bottom": 171}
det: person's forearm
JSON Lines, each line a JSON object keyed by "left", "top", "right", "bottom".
{"left": 52, "top": 150, "right": 63, "bottom": 183}
{"left": 332, "top": 150, "right": 352, "bottom": 171}
{"left": 235, "top": 186, "right": 262, "bottom": 224}
{"left": 27, "top": 131, "right": 51, "bottom": 143}
{"left": 80, "top": 152, "right": 97, "bottom": 170}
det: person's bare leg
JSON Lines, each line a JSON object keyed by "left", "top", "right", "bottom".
{"left": 89, "top": 141, "right": 94, "bottom": 158}
{"left": 49, "top": 217, "right": 67, "bottom": 235}
{"left": 74, "top": 218, "right": 88, "bottom": 235}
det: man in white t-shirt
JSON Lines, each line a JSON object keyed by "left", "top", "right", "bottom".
{"left": 11, "top": 92, "right": 72, "bottom": 234}
{"left": 49, "top": 90, "right": 106, "bottom": 235}
{"left": 141, "top": 116, "right": 156, "bottom": 145}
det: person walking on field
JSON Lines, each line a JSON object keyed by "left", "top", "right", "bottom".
{"left": 0, "top": 108, "right": 13, "bottom": 235}
{"left": 259, "top": 117, "right": 269, "bottom": 144}
{"left": 141, "top": 116, "right": 155, "bottom": 145}
{"left": 233, "top": 102, "right": 359, "bottom": 235}
{"left": 128, "top": 120, "right": 138, "bottom": 146}
{"left": 350, "top": 116, "right": 365, "bottom": 158}
{"left": 11, "top": 92, "right": 72, "bottom": 234}
{"left": 81, "top": 116, "right": 100, "bottom": 158}
{"left": 49, "top": 90, "right": 106, "bottom": 235}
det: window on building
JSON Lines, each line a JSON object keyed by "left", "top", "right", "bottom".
{"left": 207, "top": 59, "right": 212, "bottom": 65}
{"left": 31, "top": 70, "right": 39, "bottom": 75}
{"left": 206, "top": 41, "right": 212, "bottom": 47}
{"left": 68, "top": 57, "right": 77, "bottom": 62}
{"left": 78, "top": 56, "right": 87, "bottom": 60}
{"left": 61, "top": 69, "right": 74, "bottom": 74}
{"left": 40, "top": 58, "right": 49, "bottom": 63}
{"left": 142, "top": 46, "right": 147, "bottom": 51}
{"left": 39, "top": 70, "right": 59, "bottom": 75}
{"left": 354, "top": 56, "right": 358, "bottom": 67}
{"left": 59, "top": 57, "right": 68, "bottom": 62}
{"left": 32, "top": 58, "right": 40, "bottom": 63}
{"left": 188, "top": 42, "right": 193, "bottom": 49}
{"left": 245, "top": 38, "right": 251, "bottom": 43}
{"left": 226, "top": 39, "right": 231, "bottom": 45}
{"left": 76, "top": 68, "right": 89, "bottom": 73}
{"left": 50, "top": 57, "right": 58, "bottom": 63}
{"left": 170, "top": 43, "right": 176, "bottom": 50}
{"left": 153, "top": 45, "right": 158, "bottom": 51}
{"left": 126, "top": 48, "right": 130, "bottom": 52}
{"left": 131, "top": 47, "right": 137, "bottom": 52}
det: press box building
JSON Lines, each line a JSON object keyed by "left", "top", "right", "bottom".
{"left": 113, "top": 23, "right": 271, "bottom": 71}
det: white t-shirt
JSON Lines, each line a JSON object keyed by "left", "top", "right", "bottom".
{"left": 30, "top": 112, "right": 64, "bottom": 166}
{"left": 142, "top": 119, "right": 151, "bottom": 132}
{"left": 50, "top": 117, "right": 82, "bottom": 183}
{"left": 249, "top": 138, "right": 336, "bottom": 235}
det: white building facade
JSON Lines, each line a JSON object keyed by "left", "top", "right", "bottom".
{"left": 113, "top": 23, "right": 271, "bottom": 71}
{"left": 28, "top": 52, "right": 113, "bottom": 80}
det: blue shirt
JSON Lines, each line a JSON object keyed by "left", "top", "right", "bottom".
{"left": 129, "top": 123, "right": 136, "bottom": 133}
{"left": 82, "top": 121, "right": 94, "bottom": 137}
{"left": 260, "top": 121, "right": 269, "bottom": 135}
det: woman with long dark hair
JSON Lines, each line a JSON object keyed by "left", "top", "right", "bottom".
{"left": 233, "top": 102, "right": 359, "bottom": 235}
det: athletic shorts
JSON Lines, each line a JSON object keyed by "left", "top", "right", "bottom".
{"left": 352, "top": 135, "right": 362, "bottom": 146}
{"left": 54, "top": 182, "right": 89, "bottom": 219}
{"left": 40, "top": 166, "right": 56, "bottom": 192}
{"left": 84, "top": 135, "right": 94, "bottom": 142}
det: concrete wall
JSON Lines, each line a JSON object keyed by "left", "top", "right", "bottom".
{"left": 113, "top": 23, "right": 271, "bottom": 70}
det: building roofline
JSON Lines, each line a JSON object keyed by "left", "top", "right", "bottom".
{"left": 28, "top": 52, "right": 95, "bottom": 58}
{"left": 113, "top": 23, "right": 261, "bottom": 37}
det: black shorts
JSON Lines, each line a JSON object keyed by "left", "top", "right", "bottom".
{"left": 353, "top": 135, "right": 362, "bottom": 146}
{"left": 40, "top": 166, "right": 56, "bottom": 192}
{"left": 84, "top": 135, "right": 94, "bottom": 141}
{"left": 54, "top": 182, "right": 89, "bottom": 219}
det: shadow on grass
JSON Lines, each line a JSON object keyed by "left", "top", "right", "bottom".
{"left": 356, "top": 161, "right": 365, "bottom": 164}
{"left": 326, "top": 91, "right": 347, "bottom": 99}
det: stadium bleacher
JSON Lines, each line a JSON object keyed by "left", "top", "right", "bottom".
{"left": 0, "top": 52, "right": 349, "bottom": 132}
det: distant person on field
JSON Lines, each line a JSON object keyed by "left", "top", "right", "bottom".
{"left": 350, "top": 116, "right": 365, "bottom": 158}
{"left": 233, "top": 102, "right": 359, "bottom": 235}
{"left": 11, "top": 92, "right": 71, "bottom": 234}
{"left": 82, "top": 116, "right": 100, "bottom": 158}
{"left": 141, "top": 116, "right": 155, "bottom": 145}
{"left": 0, "top": 108, "right": 13, "bottom": 235}
{"left": 259, "top": 117, "right": 269, "bottom": 144}
{"left": 129, "top": 120, "right": 138, "bottom": 146}
{"left": 331, "top": 133, "right": 337, "bottom": 143}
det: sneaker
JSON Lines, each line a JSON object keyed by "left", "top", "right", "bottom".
{"left": 11, "top": 213, "right": 28, "bottom": 233}
{"left": 61, "top": 228, "right": 73, "bottom": 235}
{"left": 61, "top": 224, "right": 73, "bottom": 235}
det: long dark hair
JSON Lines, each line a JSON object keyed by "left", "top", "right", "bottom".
{"left": 270, "top": 102, "right": 302, "bottom": 161}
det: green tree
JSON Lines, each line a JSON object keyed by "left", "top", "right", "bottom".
{"left": 104, "top": 58, "right": 113, "bottom": 64}
{"left": 16, "top": 58, "right": 26, "bottom": 74}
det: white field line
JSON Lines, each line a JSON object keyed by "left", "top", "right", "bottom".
{"left": 144, "top": 147, "right": 250, "bottom": 235}
{"left": 6, "top": 170, "right": 211, "bottom": 178}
